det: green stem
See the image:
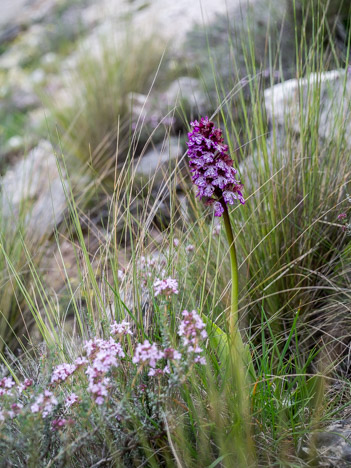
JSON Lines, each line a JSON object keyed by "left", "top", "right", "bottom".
{"left": 221, "top": 202, "right": 255, "bottom": 464}
{"left": 222, "top": 203, "right": 239, "bottom": 336}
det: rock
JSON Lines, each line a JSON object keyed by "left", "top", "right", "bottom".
{"left": 264, "top": 69, "right": 351, "bottom": 147}
{"left": 301, "top": 420, "right": 351, "bottom": 467}
{"left": 135, "top": 137, "right": 182, "bottom": 181}
{"left": 11, "top": 87, "right": 40, "bottom": 111}
{"left": 0, "top": 24, "right": 22, "bottom": 45}
{"left": 0, "top": 0, "right": 28, "bottom": 30}
{"left": 0, "top": 24, "right": 45, "bottom": 69}
{"left": 163, "top": 77, "right": 206, "bottom": 112}
{"left": 6, "top": 135, "right": 24, "bottom": 151}
{"left": 128, "top": 77, "right": 205, "bottom": 136}
{"left": 1, "top": 140, "right": 67, "bottom": 239}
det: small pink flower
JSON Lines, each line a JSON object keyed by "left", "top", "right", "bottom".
{"left": 173, "top": 238, "right": 180, "bottom": 248}
{"left": 153, "top": 278, "right": 179, "bottom": 297}
{"left": 148, "top": 368, "right": 164, "bottom": 377}
{"left": 163, "top": 348, "right": 181, "bottom": 360}
{"left": 178, "top": 310, "right": 207, "bottom": 365}
{"left": 110, "top": 320, "right": 133, "bottom": 336}
{"left": 338, "top": 213, "right": 347, "bottom": 220}
{"left": 31, "top": 390, "right": 58, "bottom": 418}
{"left": 51, "top": 363, "right": 76, "bottom": 384}
{"left": 133, "top": 340, "right": 164, "bottom": 368}
{"left": 74, "top": 356, "right": 88, "bottom": 368}
{"left": 65, "top": 392, "right": 79, "bottom": 408}
{"left": 30, "top": 403, "right": 40, "bottom": 413}
{"left": 185, "top": 244, "right": 195, "bottom": 253}
{"left": 0, "top": 376, "right": 15, "bottom": 389}
{"left": 52, "top": 418, "right": 73, "bottom": 430}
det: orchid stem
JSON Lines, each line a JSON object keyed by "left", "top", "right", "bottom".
{"left": 222, "top": 203, "right": 239, "bottom": 337}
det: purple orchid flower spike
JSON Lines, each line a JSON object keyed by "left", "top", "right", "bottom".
{"left": 186, "top": 116, "right": 244, "bottom": 217}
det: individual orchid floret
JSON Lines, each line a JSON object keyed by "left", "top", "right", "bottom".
{"left": 153, "top": 277, "right": 179, "bottom": 297}
{"left": 110, "top": 320, "right": 133, "bottom": 337}
{"left": 186, "top": 117, "right": 244, "bottom": 217}
{"left": 173, "top": 238, "right": 180, "bottom": 248}
{"left": 133, "top": 340, "right": 164, "bottom": 369}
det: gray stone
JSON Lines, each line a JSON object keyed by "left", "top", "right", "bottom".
{"left": 135, "top": 137, "right": 182, "bottom": 181}
{"left": 163, "top": 77, "right": 206, "bottom": 112}
{"left": 1, "top": 140, "right": 67, "bottom": 239}
{"left": 264, "top": 69, "right": 351, "bottom": 148}
{"left": 302, "top": 420, "right": 351, "bottom": 467}
{"left": 11, "top": 87, "right": 40, "bottom": 111}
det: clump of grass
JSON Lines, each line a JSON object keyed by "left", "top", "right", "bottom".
{"left": 51, "top": 33, "right": 172, "bottom": 179}
{"left": 0, "top": 215, "right": 47, "bottom": 353}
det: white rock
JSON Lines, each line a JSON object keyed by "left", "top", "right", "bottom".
{"left": 135, "top": 137, "right": 182, "bottom": 179}
{"left": 163, "top": 77, "right": 206, "bottom": 110}
{"left": 7, "top": 135, "right": 23, "bottom": 150}
{"left": 264, "top": 69, "right": 351, "bottom": 146}
{"left": 1, "top": 140, "right": 67, "bottom": 238}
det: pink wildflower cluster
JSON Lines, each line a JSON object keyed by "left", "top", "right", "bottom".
{"left": 0, "top": 314, "right": 208, "bottom": 427}
{"left": 133, "top": 341, "right": 182, "bottom": 376}
{"left": 138, "top": 255, "right": 166, "bottom": 286}
{"left": 84, "top": 337, "right": 125, "bottom": 405}
{"left": 17, "top": 378, "right": 33, "bottom": 394}
{"left": 153, "top": 277, "right": 179, "bottom": 297}
{"left": 31, "top": 390, "right": 58, "bottom": 418}
{"left": 0, "top": 377, "right": 15, "bottom": 396}
{"left": 133, "top": 340, "right": 164, "bottom": 376}
{"left": 178, "top": 310, "right": 207, "bottom": 365}
{"left": 110, "top": 320, "right": 133, "bottom": 337}
{"left": 52, "top": 417, "right": 73, "bottom": 430}
{"left": 0, "top": 402, "right": 24, "bottom": 421}
{"left": 51, "top": 363, "right": 76, "bottom": 384}
{"left": 8, "top": 402, "right": 23, "bottom": 419}
{"left": 337, "top": 211, "right": 351, "bottom": 235}
{"left": 187, "top": 116, "right": 244, "bottom": 217}
{"left": 65, "top": 392, "right": 79, "bottom": 408}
